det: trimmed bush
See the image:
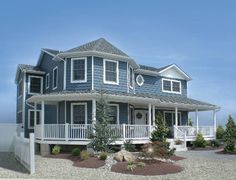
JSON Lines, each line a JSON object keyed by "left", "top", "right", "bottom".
{"left": 80, "top": 150, "right": 89, "bottom": 160}
{"left": 210, "top": 140, "right": 220, "bottom": 147}
{"left": 52, "top": 145, "right": 61, "bottom": 155}
{"left": 99, "top": 151, "right": 108, "bottom": 160}
{"left": 71, "top": 148, "right": 81, "bottom": 156}
{"left": 193, "top": 133, "right": 207, "bottom": 148}
{"left": 216, "top": 125, "right": 225, "bottom": 140}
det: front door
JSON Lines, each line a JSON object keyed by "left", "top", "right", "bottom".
{"left": 135, "top": 110, "right": 147, "bottom": 124}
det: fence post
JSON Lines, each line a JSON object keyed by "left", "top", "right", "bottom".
{"left": 65, "top": 123, "right": 69, "bottom": 141}
{"left": 122, "top": 124, "right": 126, "bottom": 143}
{"left": 29, "top": 133, "right": 35, "bottom": 174}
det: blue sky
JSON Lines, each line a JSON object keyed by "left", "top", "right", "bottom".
{"left": 0, "top": 0, "right": 235, "bottom": 125}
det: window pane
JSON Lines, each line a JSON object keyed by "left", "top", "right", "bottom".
{"left": 46, "top": 74, "right": 49, "bottom": 88}
{"left": 30, "top": 77, "right": 41, "bottom": 93}
{"left": 53, "top": 68, "right": 58, "bottom": 88}
{"left": 165, "top": 113, "right": 172, "bottom": 127}
{"left": 73, "top": 59, "right": 85, "bottom": 81}
{"left": 172, "top": 81, "right": 180, "bottom": 92}
{"left": 36, "top": 111, "right": 40, "bottom": 125}
{"left": 30, "top": 111, "right": 34, "bottom": 127}
{"left": 129, "top": 68, "right": 133, "bottom": 87}
{"left": 163, "top": 80, "right": 171, "bottom": 91}
{"left": 73, "top": 105, "right": 85, "bottom": 124}
{"left": 109, "top": 106, "right": 117, "bottom": 124}
{"left": 105, "top": 61, "right": 117, "bottom": 83}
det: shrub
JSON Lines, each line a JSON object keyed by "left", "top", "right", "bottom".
{"left": 137, "top": 162, "right": 146, "bottom": 168}
{"left": 127, "top": 164, "right": 136, "bottom": 171}
{"left": 224, "top": 115, "right": 236, "bottom": 153}
{"left": 216, "top": 125, "right": 225, "bottom": 139}
{"left": 210, "top": 140, "right": 220, "bottom": 147}
{"left": 80, "top": 150, "right": 89, "bottom": 160}
{"left": 141, "top": 141, "right": 175, "bottom": 158}
{"left": 193, "top": 133, "right": 207, "bottom": 148}
{"left": 124, "top": 139, "right": 136, "bottom": 152}
{"left": 150, "top": 112, "right": 169, "bottom": 142}
{"left": 99, "top": 151, "right": 108, "bottom": 161}
{"left": 52, "top": 145, "right": 61, "bottom": 155}
{"left": 71, "top": 148, "right": 81, "bottom": 156}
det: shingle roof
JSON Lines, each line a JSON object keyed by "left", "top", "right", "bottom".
{"left": 43, "top": 48, "right": 60, "bottom": 56}
{"left": 139, "top": 64, "right": 173, "bottom": 73}
{"left": 65, "top": 38, "right": 130, "bottom": 57}
{"left": 18, "top": 64, "right": 45, "bottom": 74}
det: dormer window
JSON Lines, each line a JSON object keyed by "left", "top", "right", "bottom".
{"left": 104, "top": 59, "right": 119, "bottom": 85}
{"left": 162, "top": 78, "right": 181, "bottom": 94}
{"left": 71, "top": 58, "right": 87, "bottom": 83}
{"left": 28, "top": 75, "right": 43, "bottom": 94}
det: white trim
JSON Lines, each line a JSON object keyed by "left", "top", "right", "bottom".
{"left": 103, "top": 59, "right": 119, "bottom": 85}
{"left": 52, "top": 66, "right": 58, "bottom": 90}
{"left": 164, "top": 111, "right": 182, "bottom": 126}
{"left": 70, "top": 57, "right": 87, "bottom": 83}
{"left": 45, "top": 73, "right": 50, "bottom": 89}
{"left": 162, "top": 78, "right": 182, "bottom": 94}
{"left": 28, "top": 109, "right": 41, "bottom": 129}
{"left": 136, "top": 74, "right": 144, "bottom": 86}
{"left": 158, "top": 64, "right": 191, "bottom": 80}
{"left": 109, "top": 104, "right": 120, "bottom": 124}
{"left": 129, "top": 66, "right": 134, "bottom": 89}
{"left": 28, "top": 75, "right": 43, "bottom": 95}
{"left": 92, "top": 56, "right": 94, "bottom": 90}
{"left": 63, "top": 59, "right": 67, "bottom": 90}
{"left": 70, "top": 102, "right": 87, "bottom": 124}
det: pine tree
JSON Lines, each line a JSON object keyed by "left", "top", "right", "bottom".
{"left": 224, "top": 115, "right": 236, "bottom": 152}
{"left": 89, "top": 93, "right": 117, "bottom": 152}
{"left": 150, "top": 111, "right": 169, "bottom": 142}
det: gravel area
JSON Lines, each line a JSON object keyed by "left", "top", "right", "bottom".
{"left": 0, "top": 150, "right": 236, "bottom": 179}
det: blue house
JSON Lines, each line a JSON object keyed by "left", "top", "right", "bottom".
{"left": 15, "top": 38, "right": 219, "bottom": 152}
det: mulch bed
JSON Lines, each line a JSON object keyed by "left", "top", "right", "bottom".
{"left": 170, "top": 155, "right": 186, "bottom": 161}
{"left": 46, "top": 153, "right": 105, "bottom": 168}
{"left": 215, "top": 150, "right": 236, "bottom": 155}
{"left": 111, "top": 159, "right": 183, "bottom": 176}
{"left": 188, "top": 146, "right": 223, "bottom": 151}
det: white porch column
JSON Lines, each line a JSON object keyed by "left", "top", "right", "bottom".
{"left": 152, "top": 105, "right": 155, "bottom": 126}
{"left": 175, "top": 107, "right": 178, "bottom": 126}
{"left": 41, "top": 101, "right": 45, "bottom": 141}
{"left": 148, "top": 103, "right": 152, "bottom": 137}
{"left": 195, "top": 109, "right": 199, "bottom": 133}
{"left": 213, "top": 110, "right": 217, "bottom": 137}
{"left": 92, "top": 99, "right": 96, "bottom": 134}
{"left": 34, "top": 102, "right": 37, "bottom": 127}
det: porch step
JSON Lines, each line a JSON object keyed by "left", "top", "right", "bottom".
{"left": 167, "top": 139, "right": 187, "bottom": 152}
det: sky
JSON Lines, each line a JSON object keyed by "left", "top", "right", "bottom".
{"left": 0, "top": 0, "right": 235, "bottom": 126}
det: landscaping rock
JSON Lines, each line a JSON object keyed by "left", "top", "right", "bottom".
{"left": 114, "top": 150, "right": 135, "bottom": 162}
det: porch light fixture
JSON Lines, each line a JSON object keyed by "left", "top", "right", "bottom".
{"left": 136, "top": 74, "right": 144, "bottom": 86}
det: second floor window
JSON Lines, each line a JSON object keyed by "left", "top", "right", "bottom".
{"left": 162, "top": 79, "right": 181, "bottom": 94}
{"left": 46, "top": 73, "right": 50, "bottom": 89}
{"left": 129, "top": 67, "right": 134, "bottom": 88}
{"left": 53, "top": 67, "right": 58, "bottom": 89}
{"left": 71, "top": 58, "right": 87, "bottom": 83}
{"left": 28, "top": 76, "right": 42, "bottom": 94}
{"left": 104, "top": 59, "right": 119, "bottom": 84}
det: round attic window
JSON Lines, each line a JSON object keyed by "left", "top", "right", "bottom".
{"left": 136, "top": 75, "right": 144, "bottom": 86}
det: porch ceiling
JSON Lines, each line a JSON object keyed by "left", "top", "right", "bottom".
{"left": 27, "top": 90, "right": 220, "bottom": 111}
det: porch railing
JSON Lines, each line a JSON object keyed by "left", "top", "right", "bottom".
{"left": 176, "top": 126, "right": 215, "bottom": 139}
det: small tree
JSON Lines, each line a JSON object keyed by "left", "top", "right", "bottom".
{"left": 224, "top": 115, "right": 236, "bottom": 153}
{"left": 89, "top": 93, "right": 117, "bottom": 152}
{"left": 193, "top": 133, "right": 207, "bottom": 148}
{"left": 150, "top": 112, "right": 169, "bottom": 142}
{"left": 216, "top": 125, "right": 225, "bottom": 140}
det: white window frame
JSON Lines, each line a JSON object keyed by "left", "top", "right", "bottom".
{"left": 71, "top": 57, "right": 87, "bottom": 83}
{"left": 46, "top": 73, "right": 50, "bottom": 89}
{"left": 28, "top": 109, "right": 41, "bottom": 129}
{"left": 164, "top": 111, "right": 182, "bottom": 126}
{"left": 70, "top": 102, "right": 87, "bottom": 125}
{"left": 28, "top": 75, "right": 43, "bottom": 95}
{"left": 53, "top": 66, "right": 58, "bottom": 90}
{"left": 103, "top": 59, "right": 119, "bottom": 85}
{"left": 129, "top": 66, "right": 134, "bottom": 89}
{"left": 109, "top": 104, "right": 119, "bottom": 124}
{"left": 162, "top": 78, "right": 182, "bottom": 94}
{"left": 136, "top": 74, "right": 144, "bottom": 86}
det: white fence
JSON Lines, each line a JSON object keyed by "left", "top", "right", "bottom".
{"left": 0, "top": 123, "right": 21, "bottom": 152}
{"left": 14, "top": 133, "right": 35, "bottom": 174}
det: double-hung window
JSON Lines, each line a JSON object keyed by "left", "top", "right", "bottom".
{"left": 104, "top": 59, "right": 119, "bottom": 85}
{"left": 46, "top": 73, "right": 50, "bottom": 89}
{"left": 71, "top": 103, "right": 87, "bottom": 124}
{"left": 162, "top": 78, "right": 181, "bottom": 94}
{"left": 71, "top": 58, "right": 87, "bottom": 83}
{"left": 53, "top": 67, "right": 58, "bottom": 89}
{"left": 129, "top": 67, "right": 134, "bottom": 88}
{"left": 108, "top": 104, "right": 119, "bottom": 124}
{"left": 28, "top": 109, "right": 41, "bottom": 129}
{"left": 28, "top": 76, "right": 42, "bottom": 94}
